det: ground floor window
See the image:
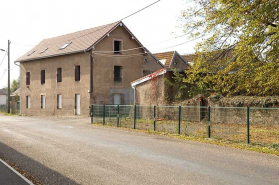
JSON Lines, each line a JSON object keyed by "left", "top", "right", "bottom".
{"left": 41, "top": 95, "right": 46, "bottom": 109}
{"left": 75, "top": 94, "right": 80, "bottom": 115}
{"left": 26, "top": 96, "right": 30, "bottom": 109}
{"left": 57, "top": 94, "right": 62, "bottom": 109}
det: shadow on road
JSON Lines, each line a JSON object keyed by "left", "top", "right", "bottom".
{"left": 0, "top": 142, "right": 78, "bottom": 185}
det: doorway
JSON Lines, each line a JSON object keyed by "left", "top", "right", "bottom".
{"left": 113, "top": 94, "right": 121, "bottom": 105}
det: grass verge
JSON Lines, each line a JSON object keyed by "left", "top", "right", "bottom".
{"left": 92, "top": 123, "right": 279, "bottom": 156}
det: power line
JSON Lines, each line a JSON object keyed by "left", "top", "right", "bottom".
{"left": 12, "top": 0, "right": 162, "bottom": 48}
{"left": 0, "top": 69, "right": 7, "bottom": 81}
{"left": 120, "top": 0, "right": 161, "bottom": 21}
{"left": 0, "top": 49, "right": 7, "bottom": 66}
{"left": 92, "top": 31, "right": 193, "bottom": 54}
{"left": 90, "top": 35, "right": 211, "bottom": 58}
{"left": 153, "top": 34, "right": 212, "bottom": 52}
{"left": 84, "top": 35, "right": 210, "bottom": 60}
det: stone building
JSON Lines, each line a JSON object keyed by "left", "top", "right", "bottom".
{"left": 132, "top": 51, "right": 190, "bottom": 105}
{"left": 15, "top": 21, "right": 163, "bottom": 116}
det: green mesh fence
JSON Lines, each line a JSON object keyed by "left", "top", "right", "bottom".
{"left": 155, "top": 106, "right": 179, "bottom": 133}
{"left": 105, "top": 105, "right": 118, "bottom": 127}
{"left": 210, "top": 107, "right": 247, "bottom": 143}
{"left": 91, "top": 104, "right": 279, "bottom": 150}
{"left": 0, "top": 105, "right": 7, "bottom": 113}
{"left": 119, "top": 105, "right": 134, "bottom": 129}
{"left": 0, "top": 104, "right": 19, "bottom": 114}
{"left": 181, "top": 106, "right": 208, "bottom": 137}
{"left": 92, "top": 105, "right": 104, "bottom": 124}
{"left": 250, "top": 107, "right": 279, "bottom": 149}
{"left": 136, "top": 105, "right": 154, "bottom": 131}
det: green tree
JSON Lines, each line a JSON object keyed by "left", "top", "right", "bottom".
{"left": 11, "top": 77, "right": 20, "bottom": 94}
{"left": 3, "top": 77, "right": 20, "bottom": 94}
{"left": 181, "top": 0, "right": 279, "bottom": 96}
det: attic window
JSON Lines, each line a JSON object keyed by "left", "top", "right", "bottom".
{"left": 27, "top": 51, "right": 36, "bottom": 56}
{"left": 114, "top": 40, "right": 122, "bottom": 54}
{"left": 159, "top": 59, "right": 167, "bottom": 65}
{"left": 59, "top": 42, "right": 72, "bottom": 50}
{"left": 40, "top": 48, "right": 48, "bottom": 54}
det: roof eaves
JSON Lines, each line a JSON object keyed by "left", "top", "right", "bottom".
{"left": 86, "top": 21, "right": 147, "bottom": 53}
{"left": 85, "top": 21, "right": 121, "bottom": 52}
{"left": 15, "top": 50, "right": 84, "bottom": 63}
{"left": 131, "top": 68, "right": 167, "bottom": 87}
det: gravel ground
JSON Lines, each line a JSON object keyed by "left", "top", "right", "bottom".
{"left": 0, "top": 115, "right": 278, "bottom": 185}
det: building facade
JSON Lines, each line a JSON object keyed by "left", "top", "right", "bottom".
{"left": 16, "top": 21, "right": 163, "bottom": 116}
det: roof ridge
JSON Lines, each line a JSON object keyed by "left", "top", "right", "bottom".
{"left": 42, "top": 21, "right": 120, "bottom": 42}
{"left": 153, "top": 50, "right": 175, "bottom": 55}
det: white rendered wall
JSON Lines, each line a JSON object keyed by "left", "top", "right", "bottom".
{"left": 0, "top": 95, "right": 6, "bottom": 105}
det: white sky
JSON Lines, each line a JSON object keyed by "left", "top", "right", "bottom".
{"left": 0, "top": 0, "right": 199, "bottom": 89}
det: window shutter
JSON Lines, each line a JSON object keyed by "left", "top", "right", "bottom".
{"left": 57, "top": 95, "right": 62, "bottom": 109}
{"left": 41, "top": 95, "right": 45, "bottom": 109}
{"left": 59, "top": 95, "right": 62, "bottom": 109}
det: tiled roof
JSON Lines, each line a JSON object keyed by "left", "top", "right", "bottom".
{"left": 16, "top": 21, "right": 121, "bottom": 62}
{"left": 153, "top": 51, "right": 175, "bottom": 68}
{"left": 131, "top": 68, "right": 167, "bottom": 87}
{"left": 181, "top": 53, "right": 196, "bottom": 63}
{"left": 0, "top": 89, "right": 7, "bottom": 95}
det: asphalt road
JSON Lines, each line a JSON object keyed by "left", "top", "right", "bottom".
{"left": 0, "top": 160, "right": 29, "bottom": 185}
{"left": 0, "top": 115, "right": 278, "bottom": 185}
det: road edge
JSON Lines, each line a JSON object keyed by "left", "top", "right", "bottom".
{"left": 0, "top": 158, "right": 34, "bottom": 185}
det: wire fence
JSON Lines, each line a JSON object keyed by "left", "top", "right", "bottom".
{"left": 0, "top": 103, "right": 20, "bottom": 115}
{"left": 91, "top": 105, "right": 279, "bottom": 150}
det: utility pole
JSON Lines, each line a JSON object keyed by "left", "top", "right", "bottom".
{"left": 7, "top": 40, "right": 10, "bottom": 114}
{"left": 0, "top": 40, "right": 10, "bottom": 114}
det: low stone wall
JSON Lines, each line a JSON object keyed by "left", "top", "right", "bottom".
{"left": 209, "top": 95, "right": 279, "bottom": 125}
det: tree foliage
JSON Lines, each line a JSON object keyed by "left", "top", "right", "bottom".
{"left": 3, "top": 77, "right": 20, "bottom": 94}
{"left": 180, "top": 0, "right": 279, "bottom": 96}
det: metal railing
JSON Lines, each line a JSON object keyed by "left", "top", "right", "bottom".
{"left": 90, "top": 104, "right": 279, "bottom": 149}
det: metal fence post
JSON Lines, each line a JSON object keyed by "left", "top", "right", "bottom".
{"left": 103, "top": 105, "right": 105, "bottom": 125}
{"left": 154, "top": 106, "right": 156, "bottom": 131}
{"left": 91, "top": 105, "right": 93, "bottom": 124}
{"left": 117, "top": 105, "right": 120, "bottom": 127}
{"left": 208, "top": 106, "right": 211, "bottom": 138}
{"left": 178, "top": 106, "right": 181, "bottom": 134}
{"left": 247, "top": 106, "right": 250, "bottom": 144}
{"left": 134, "top": 105, "right": 137, "bottom": 129}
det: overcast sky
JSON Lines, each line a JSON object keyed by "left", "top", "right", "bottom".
{"left": 0, "top": 0, "right": 199, "bottom": 89}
